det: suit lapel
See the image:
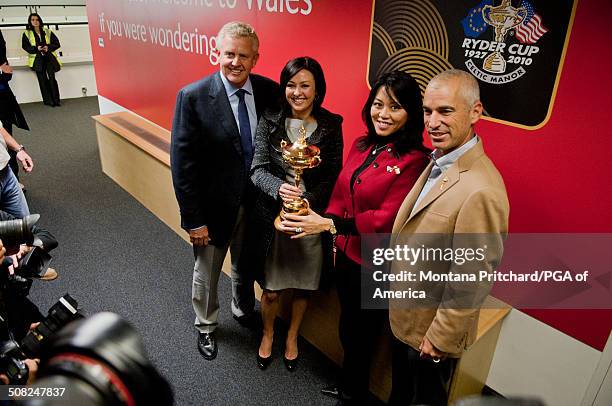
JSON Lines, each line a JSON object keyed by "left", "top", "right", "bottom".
{"left": 251, "top": 75, "right": 266, "bottom": 120}
{"left": 397, "top": 139, "right": 486, "bottom": 227}
{"left": 392, "top": 161, "right": 433, "bottom": 233}
{"left": 409, "top": 164, "right": 460, "bottom": 220}
{"left": 209, "top": 73, "right": 243, "bottom": 157}
{"left": 308, "top": 115, "right": 328, "bottom": 146}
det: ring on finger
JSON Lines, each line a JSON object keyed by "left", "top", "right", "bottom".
{"left": 432, "top": 357, "right": 440, "bottom": 363}
{"left": 295, "top": 227, "right": 303, "bottom": 233}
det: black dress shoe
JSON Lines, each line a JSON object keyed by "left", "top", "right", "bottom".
{"left": 233, "top": 312, "right": 262, "bottom": 330}
{"left": 197, "top": 332, "right": 217, "bottom": 360}
{"left": 283, "top": 355, "right": 299, "bottom": 372}
{"left": 256, "top": 353, "right": 272, "bottom": 370}
{"left": 321, "top": 385, "right": 342, "bottom": 399}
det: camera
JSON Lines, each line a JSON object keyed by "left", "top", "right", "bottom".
{"left": 20, "top": 294, "right": 82, "bottom": 358}
{"left": 0, "top": 214, "right": 51, "bottom": 298}
{"left": 0, "top": 214, "right": 58, "bottom": 343}
{"left": 0, "top": 294, "right": 82, "bottom": 384}
{"left": 0, "top": 214, "right": 172, "bottom": 404}
{"left": 0, "top": 214, "right": 39, "bottom": 251}
{"left": 24, "top": 312, "right": 174, "bottom": 405}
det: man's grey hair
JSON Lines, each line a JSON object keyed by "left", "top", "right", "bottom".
{"left": 217, "top": 21, "right": 259, "bottom": 52}
{"left": 428, "top": 69, "right": 480, "bottom": 108}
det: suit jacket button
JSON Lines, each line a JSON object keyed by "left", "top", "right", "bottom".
{"left": 373, "top": 162, "right": 379, "bottom": 168}
{"left": 356, "top": 178, "right": 362, "bottom": 184}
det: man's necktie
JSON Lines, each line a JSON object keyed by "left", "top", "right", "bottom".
{"left": 235, "top": 89, "right": 253, "bottom": 171}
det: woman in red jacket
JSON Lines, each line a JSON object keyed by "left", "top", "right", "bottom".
{"left": 281, "top": 70, "right": 430, "bottom": 404}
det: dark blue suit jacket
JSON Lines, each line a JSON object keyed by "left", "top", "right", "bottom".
{"left": 170, "top": 72, "right": 278, "bottom": 246}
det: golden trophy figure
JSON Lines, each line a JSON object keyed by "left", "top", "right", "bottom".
{"left": 482, "top": 0, "right": 527, "bottom": 73}
{"left": 273, "top": 124, "right": 321, "bottom": 233}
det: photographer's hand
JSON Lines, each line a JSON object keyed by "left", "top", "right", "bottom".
{"left": 24, "top": 359, "right": 39, "bottom": 385}
{"left": 0, "top": 63, "right": 12, "bottom": 75}
{"left": 16, "top": 150, "right": 34, "bottom": 172}
{"left": 0, "top": 358, "right": 39, "bottom": 385}
{"left": 8, "top": 245, "right": 31, "bottom": 274}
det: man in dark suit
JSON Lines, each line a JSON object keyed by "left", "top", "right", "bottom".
{"left": 171, "top": 21, "right": 278, "bottom": 360}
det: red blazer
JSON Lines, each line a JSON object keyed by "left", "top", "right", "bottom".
{"left": 326, "top": 138, "right": 430, "bottom": 264}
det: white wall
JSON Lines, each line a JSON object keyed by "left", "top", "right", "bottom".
{"left": 0, "top": 3, "right": 87, "bottom": 25}
{"left": 487, "top": 310, "right": 607, "bottom": 406}
{"left": 97, "top": 95, "right": 127, "bottom": 115}
{"left": 1, "top": 1, "right": 85, "bottom": 6}
{"left": 1, "top": 4, "right": 96, "bottom": 103}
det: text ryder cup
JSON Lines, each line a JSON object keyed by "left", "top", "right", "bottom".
{"left": 462, "top": 38, "right": 540, "bottom": 57}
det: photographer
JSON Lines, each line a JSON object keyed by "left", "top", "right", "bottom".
{"left": 0, "top": 218, "right": 173, "bottom": 404}
{"left": 0, "top": 211, "right": 58, "bottom": 386}
{"left": 0, "top": 210, "right": 57, "bottom": 342}
{"left": 0, "top": 120, "right": 33, "bottom": 218}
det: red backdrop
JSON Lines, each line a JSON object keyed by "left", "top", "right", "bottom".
{"left": 86, "top": 0, "right": 612, "bottom": 350}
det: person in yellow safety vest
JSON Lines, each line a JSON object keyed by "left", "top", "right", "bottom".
{"left": 21, "top": 13, "right": 62, "bottom": 107}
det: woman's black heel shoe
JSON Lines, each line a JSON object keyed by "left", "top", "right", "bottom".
{"left": 257, "top": 354, "right": 272, "bottom": 370}
{"left": 283, "top": 354, "right": 299, "bottom": 372}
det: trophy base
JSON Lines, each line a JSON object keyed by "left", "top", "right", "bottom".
{"left": 282, "top": 197, "right": 309, "bottom": 215}
{"left": 483, "top": 52, "right": 506, "bottom": 74}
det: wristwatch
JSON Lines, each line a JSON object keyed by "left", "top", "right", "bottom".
{"left": 328, "top": 219, "right": 337, "bottom": 235}
{"left": 15, "top": 145, "right": 25, "bottom": 153}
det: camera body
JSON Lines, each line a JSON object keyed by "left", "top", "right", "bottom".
{"left": 0, "top": 215, "right": 50, "bottom": 299}
{"left": 0, "top": 340, "right": 29, "bottom": 384}
{"left": 0, "top": 294, "right": 82, "bottom": 384}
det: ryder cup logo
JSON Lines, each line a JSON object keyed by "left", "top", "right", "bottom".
{"left": 461, "top": 0, "right": 547, "bottom": 84}
{"left": 368, "top": 0, "right": 575, "bottom": 128}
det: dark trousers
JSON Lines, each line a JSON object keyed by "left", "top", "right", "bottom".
{"left": 388, "top": 336, "right": 456, "bottom": 406}
{"left": 35, "top": 68, "right": 60, "bottom": 106}
{"left": 335, "top": 250, "right": 386, "bottom": 405}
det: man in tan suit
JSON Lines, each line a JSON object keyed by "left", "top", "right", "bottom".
{"left": 387, "top": 69, "right": 509, "bottom": 405}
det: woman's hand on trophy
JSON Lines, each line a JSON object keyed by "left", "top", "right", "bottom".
{"left": 278, "top": 183, "right": 302, "bottom": 203}
{"left": 282, "top": 209, "right": 332, "bottom": 238}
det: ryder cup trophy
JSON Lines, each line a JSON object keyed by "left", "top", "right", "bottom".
{"left": 482, "top": 0, "right": 527, "bottom": 73}
{"left": 274, "top": 124, "right": 321, "bottom": 233}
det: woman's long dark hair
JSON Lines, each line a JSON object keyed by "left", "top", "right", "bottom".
{"left": 26, "top": 13, "right": 44, "bottom": 31}
{"left": 279, "top": 56, "right": 327, "bottom": 117}
{"left": 358, "top": 70, "right": 426, "bottom": 154}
